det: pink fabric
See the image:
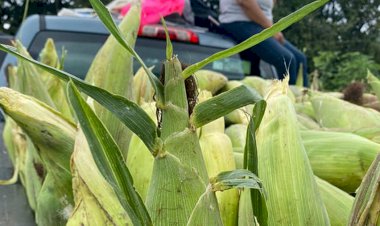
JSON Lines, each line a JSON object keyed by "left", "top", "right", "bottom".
{"left": 121, "top": 0, "right": 185, "bottom": 26}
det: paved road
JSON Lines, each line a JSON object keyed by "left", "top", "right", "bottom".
{"left": 0, "top": 123, "right": 35, "bottom": 226}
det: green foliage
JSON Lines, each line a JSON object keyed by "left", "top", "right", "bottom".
{"left": 274, "top": 0, "right": 380, "bottom": 72}
{"left": 313, "top": 51, "right": 380, "bottom": 91}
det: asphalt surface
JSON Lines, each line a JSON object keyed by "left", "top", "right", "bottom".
{"left": 0, "top": 123, "right": 35, "bottom": 226}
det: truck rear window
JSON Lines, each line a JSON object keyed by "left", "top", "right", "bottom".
{"left": 28, "top": 31, "right": 249, "bottom": 80}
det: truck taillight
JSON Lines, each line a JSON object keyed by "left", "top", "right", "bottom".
{"left": 138, "top": 24, "right": 199, "bottom": 44}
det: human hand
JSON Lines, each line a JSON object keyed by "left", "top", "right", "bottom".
{"left": 274, "top": 32, "right": 285, "bottom": 45}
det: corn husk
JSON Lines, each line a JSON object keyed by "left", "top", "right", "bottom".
{"left": 225, "top": 123, "right": 248, "bottom": 154}
{"left": 14, "top": 41, "right": 56, "bottom": 108}
{"left": 256, "top": 78, "right": 330, "bottom": 225}
{"left": 297, "top": 113, "right": 321, "bottom": 130}
{"left": 302, "top": 130, "right": 380, "bottom": 193}
{"left": 224, "top": 106, "right": 251, "bottom": 125}
{"left": 39, "top": 38, "right": 74, "bottom": 120}
{"left": 2, "top": 118, "right": 44, "bottom": 210}
{"left": 126, "top": 102, "right": 156, "bottom": 201}
{"left": 0, "top": 87, "right": 76, "bottom": 224}
{"left": 146, "top": 57, "right": 221, "bottom": 225}
{"left": 36, "top": 173, "right": 71, "bottom": 226}
{"left": 67, "top": 129, "right": 131, "bottom": 225}
{"left": 84, "top": 5, "right": 140, "bottom": 159}
{"left": 348, "top": 153, "right": 380, "bottom": 225}
{"left": 242, "top": 76, "right": 270, "bottom": 97}
{"left": 316, "top": 177, "right": 354, "bottom": 226}
{"left": 311, "top": 92, "right": 380, "bottom": 132}
{"left": 133, "top": 67, "right": 155, "bottom": 105}
{"left": 198, "top": 91, "right": 239, "bottom": 226}
{"left": 194, "top": 69, "right": 228, "bottom": 94}
{"left": 220, "top": 80, "right": 243, "bottom": 93}
{"left": 294, "top": 101, "right": 317, "bottom": 120}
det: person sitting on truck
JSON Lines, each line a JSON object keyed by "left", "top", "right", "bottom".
{"left": 219, "top": 0, "right": 309, "bottom": 87}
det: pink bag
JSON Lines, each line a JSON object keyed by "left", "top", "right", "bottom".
{"left": 121, "top": 0, "right": 185, "bottom": 26}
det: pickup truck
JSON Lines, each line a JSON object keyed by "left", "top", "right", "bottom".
{"left": 0, "top": 14, "right": 277, "bottom": 87}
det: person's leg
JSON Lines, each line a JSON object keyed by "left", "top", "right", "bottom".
{"left": 283, "top": 41, "right": 309, "bottom": 87}
{"left": 239, "top": 50, "right": 261, "bottom": 76}
{"left": 221, "top": 21, "right": 297, "bottom": 83}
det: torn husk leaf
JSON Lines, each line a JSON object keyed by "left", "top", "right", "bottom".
{"left": 348, "top": 153, "right": 380, "bottom": 226}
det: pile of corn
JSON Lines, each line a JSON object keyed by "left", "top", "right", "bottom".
{"left": 1, "top": 3, "right": 380, "bottom": 226}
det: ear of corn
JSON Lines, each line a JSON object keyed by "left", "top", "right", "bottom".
{"left": 348, "top": 153, "right": 380, "bottom": 226}
{"left": 220, "top": 80, "right": 243, "bottom": 93}
{"left": 225, "top": 124, "right": 248, "bottom": 154}
{"left": 84, "top": 5, "right": 140, "bottom": 159}
{"left": 67, "top": 129, "right": 131, "bottom": 225}
{"left": 6, "top": 65, "right": 18, "bottom": 92}
{"left": 242, "top": 76, "right": 296, "bottom": 102}
{"left": 39, "top": 38, "right": 74, "bottom": 120}
{"left": 0, "top": 87, "right": 76, "bottom": 224}
{"left": 146, "top": 57, "right": 220, "bottom": 225}
{"left": 297, "top": 113, "right": 321, "bottom": 130}
{"left": 311, "top": 92, "right": 380, "bottom": 132}
{"left": 14, "top": 41, "right": 56, "bottom": 108}
{"left": 302, "top": 130, "right": 380, "bottom": 192}
{"left": 2, "top": 117, "right": 44, "bottom": 210}
{"left": 186, "top": 185, "right": 223, "bottom": 226}
{"left": 194, "top": 70, "right": 228, "bottom": 94}
{"left": 256, "top": 78, "right": 330, "bottom": 225}
{"left": 316, "top": 177, "right": 354, "bottom": 226}
{"left": 294, "top": 101, "right": 317, "bottom": 120}
{"left": 36, "top": 173, "right": 70, "bottom": 226}
{"left": 133, "top": 67, "right": 155, "bottom": 105}
{"left": 242, "top": 76, "right": 270, "bottom": 97}
{"left": 126, "top": 102, "right": 156, "bottom": 201}
{"left": 225, "top": 124, "right": 247, "bottom": 169}
{"left": 198, "top": 90, "right": 239, "bottom": 226}
{"left": 224, "top": 106, "right": 251, "bottom": 125}
{"left": 67, "top": 79, "right": 152, "bottom": 226}
{"left": 23, "top": 138, "right": 44, "bottom": 211}
{"left": 238, "top": 189, "right": 258, "bottom": 226}
{"left": 2, "top": 118, "right": 19, "bottom": 168}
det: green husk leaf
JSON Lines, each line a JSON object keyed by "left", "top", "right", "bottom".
{"left": 244, "top": 100, "right": 268, "bottom": 226}
{"left": 186, "top": 186, "right": 223, "bottom": 226}
{"left": 0, "top": 157, "right": 18, "bottom": 185}
{"left": 87, "top": 0, "right": 164, "bottom": 103}
{"left": 210, "top": 169, "right": 263, "bottom": 192}
{"left": 316, "top": 177, "right": 354, "bottom": 226}
{"left": 348, "top": 153, "right": 380, "bottom": 226}
{"left": 85, "top": 6, "right": 139, "bottom": 159}
{"left": 67, "top": 80, "right": 152, "bottom": 226}
{"left": 160, "top": 17, "right": 173, "bottom": 60}
{"left": 0, "top": 44, "right": 158, "bottom": 152}
{"left": 182, "top": 0, "right": 330, "bottom": 78}
{"left": 14, "top": 41, "right": 56, "bottom": 108}
{"left": 191, "top": 85, "right": 262, "bottom": 128}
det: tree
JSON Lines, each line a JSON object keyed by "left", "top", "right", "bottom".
{"left": 273, "top": 0, "right": 380, "bottom": 68}
{"left": 273, "top": 0, "right": 380, "bottom": 90}
{"left": 1, "top": 0, "right": 112, "bottom": 35}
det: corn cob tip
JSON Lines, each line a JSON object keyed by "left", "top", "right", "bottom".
{"left": 264, "top": 75, "right": 289, "bottom": 100}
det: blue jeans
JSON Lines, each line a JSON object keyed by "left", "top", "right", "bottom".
{"left": 221, "top": 21, "right": 309, "bottom": 87}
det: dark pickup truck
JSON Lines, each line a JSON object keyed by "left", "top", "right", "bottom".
{"left": 0, "top": 14, "right": 276, "bottom": 87}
